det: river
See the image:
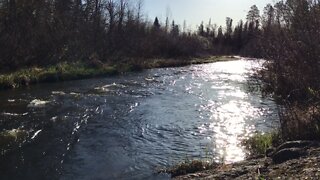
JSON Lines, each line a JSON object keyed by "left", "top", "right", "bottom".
{"left": 0, "top": 59, "right": 279, "bottom": 179}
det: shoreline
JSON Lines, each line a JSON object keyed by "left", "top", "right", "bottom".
{"left": 0, "top": 56, "right": 238, "bottom": 90}
{"left": 172, "top": 140, "right": 320, "bottom": 179}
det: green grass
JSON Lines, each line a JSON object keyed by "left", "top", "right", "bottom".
{"left": 159, "top": 144, "right": 221, "bottom": 177}
{"left": 0, "top": 62, "right": 117, "bottom": 90}
{"left": 160, "top": 159, "right": 218, "bottom": 177}
{"left": 243, "top": 132, "right": 282, "bottom": 156}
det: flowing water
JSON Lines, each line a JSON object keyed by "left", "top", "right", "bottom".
{"left": 0, "top": 59, "right": 279, "bottom": 179}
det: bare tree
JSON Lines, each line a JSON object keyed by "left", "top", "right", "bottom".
{"left": 136, "top": 0, "right": 143, "bottom": 22}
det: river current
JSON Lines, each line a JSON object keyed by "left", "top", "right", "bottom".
{"left": 0, "top": 59, "right": 279, "bottom": 179}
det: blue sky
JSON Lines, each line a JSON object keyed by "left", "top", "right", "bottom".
{"left": 143, "top": 0, "right": 274, "bottom": 30}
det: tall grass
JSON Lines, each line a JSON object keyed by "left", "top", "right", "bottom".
{"left": 243, "top": 132, "right": 282, "bottom": 156}
{"left": 164, "top": 159, "right": 216, "bottom": 177}
{"left": 0, "top": 56, "right": 231, "bottom": 90}
{"left": 0, "top": 62, "right": 117, "bottom": 89}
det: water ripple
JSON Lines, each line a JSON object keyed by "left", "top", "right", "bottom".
{"left": 0, "top": 59, "right": 279, "bottom": 180}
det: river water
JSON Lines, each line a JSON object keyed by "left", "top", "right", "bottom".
{"left": 0, "top": 59, "right": 279, "bottom": 179}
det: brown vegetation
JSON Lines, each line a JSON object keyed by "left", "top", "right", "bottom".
{"left": 257, "top": 0, "right": 320, "bottom": 141}
{"left": 0, "top": 0, "right": 206, "bottom": 73}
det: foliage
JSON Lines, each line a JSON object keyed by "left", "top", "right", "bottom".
{"left": 257, "top": 0, "right": 320, "bottom": 141}
{"left": 0, "top": 56, "right": 231, "bottom": 89}
{"left": 243, "top": 132, "right": 282, "bottom": 156}
{"left": 0, "top": 62, "right": 117, "bottom": 89}
{"left": 0, "top": 0, "right": 207, "bottom": 72}
{"left": 162, "top": 159, "right": 217, "bottom": 177}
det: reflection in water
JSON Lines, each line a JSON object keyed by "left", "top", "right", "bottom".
{"left": 211, "top": 100, "right": 252, "bottom": 162}
{"left": 0, "top": 59, "right": 279, "bottom": 179}
{"left": 194, "top": 60, "right": 274, "bottom": 163}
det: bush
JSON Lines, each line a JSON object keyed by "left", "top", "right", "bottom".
{"left": 243, "top": 132, "right": 282, "bottom": 156}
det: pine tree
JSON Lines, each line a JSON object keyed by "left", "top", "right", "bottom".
{"left": 153, "top": 17, "right": 160, "bottom": 30}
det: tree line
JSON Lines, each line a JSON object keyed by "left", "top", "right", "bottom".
{"left": 195, "top": 4, "right": 261, "bottom": 56}
{"left": 196, "top": 0, "right": 319, "bottom": 102}
{"left": 0, "top": 0, "right": 205, "bottom": 72}
{"left": 193, "top": 0, "right": 319, "bottom": 139}
{"left": 3, "top": 0, "right": 314, "bottom": 75}
{"left": 2, "top": 0, "right": 315, "bottom": 75}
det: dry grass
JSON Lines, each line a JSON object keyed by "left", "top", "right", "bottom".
{"left": 160, "top": 160, "right": 218, "bottom": 177}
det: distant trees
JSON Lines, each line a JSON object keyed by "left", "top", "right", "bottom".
{"left": 262, "top": 4, "right": 275, "bottom": 31}
{"left": 0, "top": 0, "right": 208, "bottom": 71}
{"left": 246, "top": 5, "right": 260, "bottom": 26}
{"left": 225, "top": 17, "right": 233, "bottom": 39}
{"left": 170, "top": 21, "right": 180, "bottom": 36}
{"left": 190, "top": 5, "right": 260, "bottom": 55}
{"left": 197, "top": 22, "right": 205, "bottom": 37}
{"left": 153, "top": 17, "right": 160, "bottom": 30}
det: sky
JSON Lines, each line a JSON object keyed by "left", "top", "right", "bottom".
{"left": 143, "top": 0, "right": 275, "bottom": 30}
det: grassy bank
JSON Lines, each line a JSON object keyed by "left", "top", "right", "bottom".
{"left": 0, "top": 62, "right": 118, "bottom": 89}
{"left": 0, "top": 56, "right": 237, "bottom": 90}
{"left": 164, "top": 132, "right": 281, "bottom": 178}
{"left": 243, "top": 132, "right": 283, "bottom": 156}
{"left": 160, "top": 159, "right": 217, "bottom": 178}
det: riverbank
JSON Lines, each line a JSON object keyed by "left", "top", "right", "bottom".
{"left": 173, "top": 141, "right": 320, "bottom": 179}
{"left": 0, "top": 59, "right": 282, "bottom": 179}
{"left": 0, "top": 56, "right": 237, "bottom": 90}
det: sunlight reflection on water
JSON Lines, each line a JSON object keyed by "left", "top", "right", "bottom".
{"left": 195, "top": 59, "right": 268, "bottom": 163}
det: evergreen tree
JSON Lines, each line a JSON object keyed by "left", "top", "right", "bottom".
{"left": 170, "top": 20, "right": 179, "bottom": 36}
{"left": 198, "top": 21, "right": 205, "bottom": 36}
{"left": 153, "top": 17, "right": 160, "bottom": 30}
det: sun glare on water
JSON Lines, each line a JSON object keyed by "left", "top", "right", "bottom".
{"left": 195, "top": 60, "right": 266, "bottom": 163}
